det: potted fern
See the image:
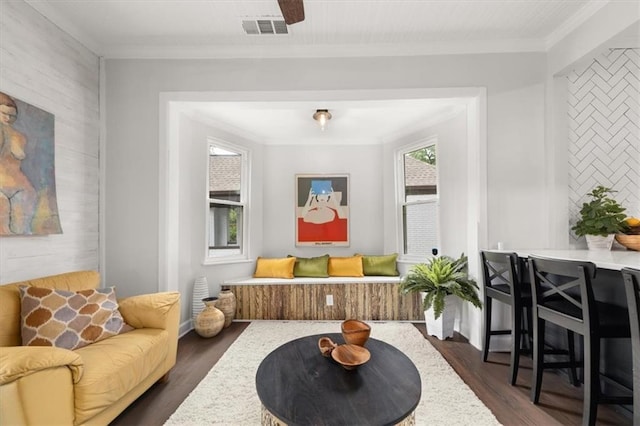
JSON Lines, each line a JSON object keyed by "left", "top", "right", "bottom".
{"left": 399, "top": 253, "right": 481, "bottom": 339}
{"left": 572, "top": 185, "right": 627, "bottom": 250}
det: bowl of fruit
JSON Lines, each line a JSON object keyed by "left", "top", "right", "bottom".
{"left": 615, "top": 217, "right": 640, "bottom": 251}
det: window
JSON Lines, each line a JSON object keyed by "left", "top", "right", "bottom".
{"left": 398, "top": 140, "right": 438, "bottom": 259}
{"left": 206, "top": 141, "right": 248, "bottom": 261}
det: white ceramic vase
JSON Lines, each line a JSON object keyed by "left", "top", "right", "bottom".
{"left": 422, "top": 293, "right": 460, "bottom": 340}
{"left": 192, "top": 276, "right": 210, "bottom": 320}
{"left": 585, "top": 234, "right": 615, "bottom": 251}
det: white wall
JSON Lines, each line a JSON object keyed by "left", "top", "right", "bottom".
{"left": 544, "top": 3, "right": 639, "bottom": 249}
{"left": 0, "top": 1, "right": 100, "bottom": 284}
{"left": 174, "top": 113, "right": 264, "bottom": 323}
{"left": 487, "top": 83, "right": 547, "bottom": 250}
{"left": 263, "top": 144, "right": 383, "bottom": 258}
{"left": 547, "top": 2, "right": 639, "bottom": 77}
{"left": 105, "top": 53, "right": 546, "bottom": 328}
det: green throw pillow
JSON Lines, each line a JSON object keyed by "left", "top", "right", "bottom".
{"left": 359, "top": 253, "right": 399, "bottom": 276}
{"left": 288, "top": 254, "right": 330, "bottom": 278}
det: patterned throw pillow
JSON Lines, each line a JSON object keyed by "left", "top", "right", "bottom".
{"left": 20, "top": 286, "right": 133, "bottom": 350}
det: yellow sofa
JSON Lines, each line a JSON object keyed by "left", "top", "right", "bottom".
{"left": 0, "top": 271, "right": 181, "bottom": 425}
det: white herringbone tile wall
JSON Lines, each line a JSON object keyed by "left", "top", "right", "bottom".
{"left": 568, "top": 48, "right": 640, "bottom": 244}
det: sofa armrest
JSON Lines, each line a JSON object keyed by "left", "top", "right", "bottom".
{"left": 119, "top": 292, "right": 181, "bottom": 375}
{"left": 1, "top": 347, "right": 78, "bottom": 425}
{"left": 0, "top": 346, "right": 83, "bottom": 385}
{"left": 118, "top": 291, "right": 180, "bottom": 330}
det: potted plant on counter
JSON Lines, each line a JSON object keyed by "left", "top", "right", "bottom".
{"left": 399, "top": 253, "right": 481, "bottom": 339}
{"left": 572, "top": 185, "right": 627, "bottom": 250}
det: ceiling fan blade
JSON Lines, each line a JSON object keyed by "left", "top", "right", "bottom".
{"left": 278, "top": 0, "right": 305, "bottom": 25}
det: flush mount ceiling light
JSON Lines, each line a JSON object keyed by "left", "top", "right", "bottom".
{"left": 313, "top": 109, "right": 332, "bottom": 131}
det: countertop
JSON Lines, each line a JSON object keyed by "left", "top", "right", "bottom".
{"left": 511, "top": 249, "right": 639, "bottom": 271}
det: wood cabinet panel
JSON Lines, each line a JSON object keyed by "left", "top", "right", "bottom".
{"left": 228, "top": 282, "right": 422, "bottom": 321}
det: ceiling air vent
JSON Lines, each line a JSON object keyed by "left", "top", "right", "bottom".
{"left": 242, "top": 19, "right": 288, "bottom": 35}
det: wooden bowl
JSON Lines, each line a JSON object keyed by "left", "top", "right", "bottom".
{"left": 341, "top": 319, "right": 371, "bottom": 346}
{"left": 318, "top": 336, "right": 338, "bottom": 357}
{"left": 331, "top": 344, "right": 371, "bottom": 370}
{"left": 615, "top": 234, "right": 640, "bottom": 251}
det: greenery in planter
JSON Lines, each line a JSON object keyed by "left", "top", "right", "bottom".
{"left": 399, "top": 253, "right": 482, "bottom": 320}
{"left": 572, "top": 185, "right": 628, "bottom": 237}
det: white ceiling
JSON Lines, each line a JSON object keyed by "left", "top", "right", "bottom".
{"left": 27, "top": 0, "right": 607, "bottom": 58}
{"left": 23, "top": 0, "right": 627, "bottom": 145}
{"left": 179, "top": 98, "right": 468, "bottom": 145}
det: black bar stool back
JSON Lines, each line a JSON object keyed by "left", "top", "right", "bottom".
{"left": 622, "top": 267, "right": 640, "bottom": 426}
{"left": 529, "top": 256, "right": 632, "bottom": 426}
{"left": 481, "top": 250, "right": 529, "bottom": 385}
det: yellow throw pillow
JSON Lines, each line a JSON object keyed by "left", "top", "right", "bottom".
{"left": 328, "top": 255, "right": 364, "bottom": 277}
{"left": 253, "top": 257, "right": 296, "bottom": 279}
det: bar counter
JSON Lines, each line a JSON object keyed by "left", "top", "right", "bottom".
{"left": 507, "top": 248, "right": 637, "bottom": 410}
{"left": 512, "top": 249, "right": 639, "bottom": 271}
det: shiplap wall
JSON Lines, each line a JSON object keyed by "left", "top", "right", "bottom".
{"left": 0, "top": 1, "right": 101, "bottom": 284}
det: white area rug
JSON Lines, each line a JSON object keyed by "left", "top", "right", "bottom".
{"left": 165, "top": 321, "right": 501, "bottom": 426}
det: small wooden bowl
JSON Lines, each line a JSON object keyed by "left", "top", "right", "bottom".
{"left": 331, "top": 344, "right": 371, "bottom": 370}
{"left": 318, "top": 337, "right": 338, "bottom": 357}
{"left": 615, "top": 234, "right": 640, "bottom": 251}
{"left": 341, "top": 319, "right": 371, "bottom": 346}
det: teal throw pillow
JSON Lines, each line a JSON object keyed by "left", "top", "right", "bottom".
{"left": 359, "top": 253, "right": 399, "bottom": 276}
{"left": 288, "top": 254, "right": 330, "bottom": 278}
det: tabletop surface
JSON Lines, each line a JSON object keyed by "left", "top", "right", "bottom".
{"left": 255, "top": 333, "right": 422, "bottom": 426}
{"left": 510, "top": 249, "right": 639, "bottom": 271}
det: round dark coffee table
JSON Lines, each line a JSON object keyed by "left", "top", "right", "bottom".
{"left": 255, "top": 333, "right": 421, "bottom": 426}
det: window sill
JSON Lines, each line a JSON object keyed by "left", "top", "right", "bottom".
{"left": 202, "top": 257, "right": 254, "bottom": 267}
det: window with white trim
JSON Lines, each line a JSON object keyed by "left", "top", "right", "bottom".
{"left": 398, "top": 140, "right": 439, "bottom": 259}
{"left": 206, "top": 140, "right": 248, "bottom": 261}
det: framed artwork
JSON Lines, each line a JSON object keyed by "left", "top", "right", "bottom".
{"left": 295, "top": 174, "right": 349, "bottom": 246}
{"left": 0, "top": 91, "right": 62, "bottom": 235}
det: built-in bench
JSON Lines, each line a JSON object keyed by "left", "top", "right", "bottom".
{"left": 224, "top": 276, "right": 423, "bottom": 321}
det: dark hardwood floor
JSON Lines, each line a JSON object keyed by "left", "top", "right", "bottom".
{"left": 111, "top": 322, "right": 632, "bottom": 425}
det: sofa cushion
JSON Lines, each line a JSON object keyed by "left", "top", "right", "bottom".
{"left": 73, "top": 328, "right": 168, "bottom": 425}
{"left": 288, "top": 254, "right": 330, "bottom": 277}
{"left": 0, "top": 271, "right": 100, "bottom": 348}
{"left": 20, "top": 286, "right": 133, "bottom": 350}
{"left": 360, "top": 253, "right": 399, "bottom": 276}
{"left": 328, "top": 255, "right": 364, "bottom": 277}
{"left": 253, "top": 257, "right": 296, "bottom": 279}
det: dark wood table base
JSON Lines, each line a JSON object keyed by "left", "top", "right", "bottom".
{"left": 261, "top": 405, "right": 416, "bottom": 426}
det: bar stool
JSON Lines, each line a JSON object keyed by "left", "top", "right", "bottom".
{"left": 481, "top": 251, "right": 530, "bottom": 385}
{"left": 529, "top": 256, "right": 632, "bottom": 426}
{"left": 622, "top": 267, "right": 640, "bottom": 425}
{"left": 481, "top": 251, "right": 577, "bottom": 386}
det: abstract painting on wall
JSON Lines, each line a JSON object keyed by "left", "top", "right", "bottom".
{"left": 0, "top": 91, "right": 62, "bottom": 236}
{"left": 295, "top": 174, "right": 349, "bottom": 246}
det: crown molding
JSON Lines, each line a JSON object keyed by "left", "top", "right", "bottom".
{"left": 545, "top": 0, "right": 611, "bottom": 50}
{"left": 98, "top": 38, "right": 546, "bottom": 60}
